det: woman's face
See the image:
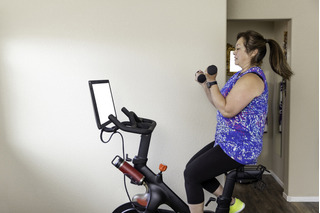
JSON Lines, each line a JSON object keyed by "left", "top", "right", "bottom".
{"left": 234, "top": 37, "right": 253, "bottom": 70}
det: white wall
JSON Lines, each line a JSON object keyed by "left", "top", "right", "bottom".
{"left": 228, "top": 0, "right": 319, "bottom": 200}
{"left": 0, "top": 0, "right": 226, "bottom": 212}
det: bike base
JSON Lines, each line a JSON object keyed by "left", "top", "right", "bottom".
{"left": 112, "top": 202, "right": 215, "bottom": 213}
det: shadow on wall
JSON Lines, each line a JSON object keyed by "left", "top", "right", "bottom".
{"left": 0, "top": 139, "right": 105, "bottom": 213}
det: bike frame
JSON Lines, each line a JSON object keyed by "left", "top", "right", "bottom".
{"left": 88, "top": 79, "right": 268, "bottom": 212}
{"left": 130, "top": 134, "right": 190, "bottom": 212}
{"left": 94, "top": 107, "right": 267, "bottom": 213}
{"left": 111, "top": 116, "right": 267, "bottom": 213}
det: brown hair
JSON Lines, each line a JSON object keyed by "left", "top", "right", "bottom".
{"left": 237, "top": 30, "right": 293, "bottom": 80}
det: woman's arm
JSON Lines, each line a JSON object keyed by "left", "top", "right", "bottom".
{"left": 197, "top": 71, "right": 264, "bottom": 118}
{"left": 201, "top": 83, "right": 214, "bottom": 106}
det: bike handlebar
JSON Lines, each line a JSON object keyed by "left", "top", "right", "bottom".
{"left": 108, "top": 107, "right": 157, "bottom": 135}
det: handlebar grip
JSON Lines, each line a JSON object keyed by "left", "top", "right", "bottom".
{"left": 121, "top": 107, "right": 130, "bottom": 116}
{"left": 102, "top": 120, "right": 118, "bottom": 132}
{"left": 108, "top": 111, "right": 157, "bottom": 135}
{"left": 108, "top": 114, "right": 135, "bottom": 133}
{"left": 121, "top": 107, "right": 142, "bottom": 126}
{"left": 121, "top": 107, "right": 136, "bottom": 126}
{"left": 108, "top": 114, "right": 123, "bottom": 128}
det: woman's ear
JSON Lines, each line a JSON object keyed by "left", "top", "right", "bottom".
{"left": 250, "top": 49, "right": 258, "bottom": 57}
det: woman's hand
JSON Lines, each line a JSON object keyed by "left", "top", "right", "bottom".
{"left": 205, "top": 67, "right": 217, "bottom": 82}
{"left": 195, "top": 70, "right": 205, "bottom": 83}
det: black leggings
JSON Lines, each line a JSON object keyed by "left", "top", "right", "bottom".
{"left": 184, "top": 141, "right": 243, "bottom": 204}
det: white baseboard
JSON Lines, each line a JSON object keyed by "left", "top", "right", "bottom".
{"left": 283, "top": 192, "right": 319, "bottom": 202}
{"left": 265, "top": 170, "right": 319, "bottom": 202}
{"left": 267, "top": 170, "right": 284, "bottom": 188}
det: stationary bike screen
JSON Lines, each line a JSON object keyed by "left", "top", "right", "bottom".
{"left": 89, "top": 80, "right": 117, "bottom": 129}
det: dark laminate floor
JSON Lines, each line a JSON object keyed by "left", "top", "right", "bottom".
{"left": 232, "top": 175, "right": 319, "bottom": 213}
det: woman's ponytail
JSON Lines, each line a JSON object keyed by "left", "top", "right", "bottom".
{"left": 267, "top": 39, "right": 293, "bottom": 80}
{"left": 237, "top": 30, "right": 293, "bottom": 80}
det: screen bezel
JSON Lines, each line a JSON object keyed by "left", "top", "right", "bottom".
{"left": 88, "top": 79, "right": 117, "bottom": 129}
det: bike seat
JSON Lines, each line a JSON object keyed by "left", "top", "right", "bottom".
{"left": 227, "top": 164, "right": 268, "bottom": 184}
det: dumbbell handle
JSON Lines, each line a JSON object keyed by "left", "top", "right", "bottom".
{"left": 196, "top": 65, "right": 217, "bottom": 83}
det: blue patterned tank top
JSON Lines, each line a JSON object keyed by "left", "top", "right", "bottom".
{"left": 214, "top": 67, "right": 268, "bottom": 165}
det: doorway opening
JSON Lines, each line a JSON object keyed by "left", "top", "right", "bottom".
{"left": 226, "top": 19, "right": 291, "bottom": 187}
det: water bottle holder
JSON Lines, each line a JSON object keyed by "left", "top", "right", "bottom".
{"left": 112, "top": 155, "right": 145, "bottom": 185}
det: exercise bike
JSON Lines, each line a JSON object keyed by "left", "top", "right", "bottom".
{"left": 89, "top": 80, "right": 268, "bottom": 213}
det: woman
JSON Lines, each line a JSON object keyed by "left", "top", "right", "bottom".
{"left": 184, "top": 30, "right": 293, "bottom": 213}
